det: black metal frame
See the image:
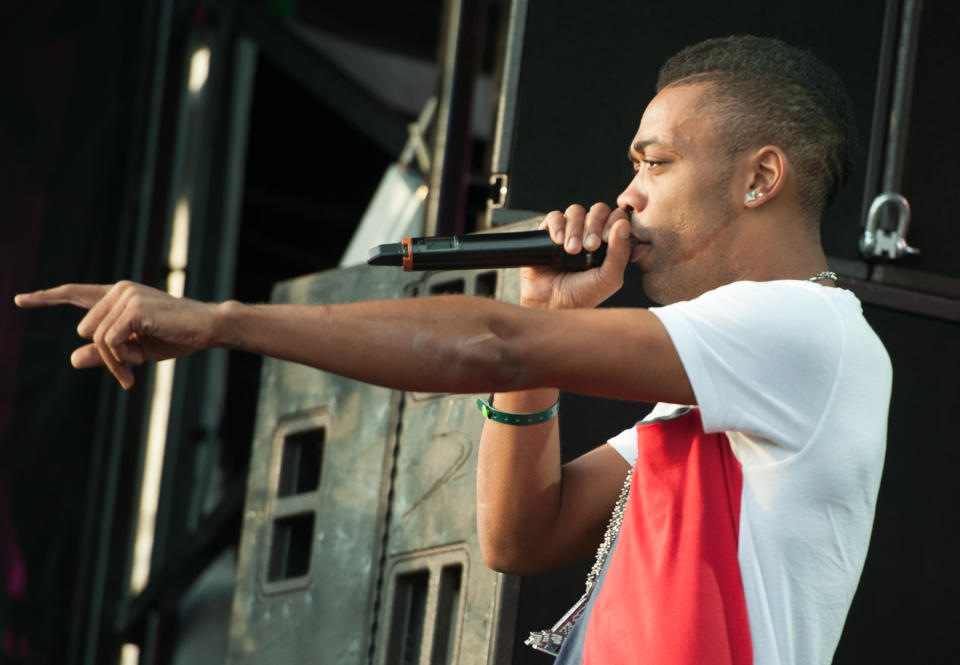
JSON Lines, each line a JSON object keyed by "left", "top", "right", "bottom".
{"left": 73, "top": 2, "right": 256, "bottom": 663}
{"left": 69, "top": 0, "right": 179, "bottom": 662}
{"left": 425, "top": 0, "right": 491, "bottom": 236}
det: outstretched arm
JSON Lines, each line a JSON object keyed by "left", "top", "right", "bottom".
{"left": 13, "top": 208, "right": 690, "bottom": 401}
{"left": 15, "top": 204, "right": 693, "bottom": 575}
{"left": 14, "top": 280, "right": 689, "bottom": 399}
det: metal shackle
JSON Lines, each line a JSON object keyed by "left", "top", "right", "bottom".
{"left": 859, "top": 191, "right": 920, "bottom": 260}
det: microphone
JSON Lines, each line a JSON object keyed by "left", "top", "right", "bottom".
{"left": 367, "top": 230, "right": 606, "bottom": 272}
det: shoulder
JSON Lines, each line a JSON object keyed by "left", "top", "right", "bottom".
{"left": 651, "top": 280, "right": 861, "bottom": 347}
{"left": 647, "top": 281, "right": 869, "bottom": 430}
{"left": 641, "top": 280, "right": 889, "bottom": 454}
{"left": 660, "top": 279, "right": 853, "bottom": 316}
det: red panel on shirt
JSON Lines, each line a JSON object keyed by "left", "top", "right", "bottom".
{"left": 583, "top": 410, "right": 752, "bottom": 664}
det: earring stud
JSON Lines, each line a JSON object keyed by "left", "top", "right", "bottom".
{"left": 745, "top": 191, "right": 757, "bottom": 203}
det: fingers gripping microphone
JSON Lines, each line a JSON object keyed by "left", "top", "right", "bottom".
{"left": 367, "top": 230, "right": 606, "bottom": 271}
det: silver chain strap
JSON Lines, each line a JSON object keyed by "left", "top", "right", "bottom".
{"left": 524, "top": 464, "right": 634, "bottom": 655}
{"left": 585, "top": 464, "right": 633, "bottom": 593}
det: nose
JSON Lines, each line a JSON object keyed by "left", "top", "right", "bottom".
{"left": 616, "top": 172, "right": 647, "bottom": 215}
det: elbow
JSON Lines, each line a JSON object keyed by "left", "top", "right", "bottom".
{"left": 479, "top": 540, "right": 540, "bottom": 576}
{"left": 479, "top": 545, "right": 512, "bottom": 574}
{"left": 421, "top": 298, "right": 546, "bottom": 393}
{"left": 477, "top": 521, "right": 552, "bottom": 575}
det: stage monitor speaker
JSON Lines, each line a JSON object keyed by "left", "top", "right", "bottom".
{"left": 227, "top": 265, "right": 420, "bottom": 664}
{"left": 226, "top": 259, "right": 530, "bottom": 665}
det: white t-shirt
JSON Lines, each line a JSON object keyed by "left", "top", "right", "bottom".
{"left": 608, "top": 280, "right": 891, "bottom": 665}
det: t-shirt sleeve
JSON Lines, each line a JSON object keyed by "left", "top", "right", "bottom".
{"left": 649, "top": 281, "right": 844, "bottom": 456}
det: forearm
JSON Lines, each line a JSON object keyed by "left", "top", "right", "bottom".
{"left": 475, "top": 388, "right": 629, "bottom": 574}
{"left": 476, "top": 388, "right": 564, "bottom": 573}
{"left": 22, "top": 279, "right": 689, "bottom": 402}
{"left": 212, "top": 295, "right": 532, "bottom": 394}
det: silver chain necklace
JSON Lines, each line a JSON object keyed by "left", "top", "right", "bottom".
{"left": 584, "top": 466, "right": 634, "bottom": 593}
{"left": 525, "top": 465, "right": 635, "bottom": 655}
{"left": 808, "top": 271, "right": 838, "bottom": 282}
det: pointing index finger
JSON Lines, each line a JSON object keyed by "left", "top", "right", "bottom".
{"left": 14, "top": 284, "right": 113, "bottom": 310}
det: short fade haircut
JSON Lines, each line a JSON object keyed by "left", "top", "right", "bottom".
{"left": 657, "top": 35, "right": 857, "bottom": 220}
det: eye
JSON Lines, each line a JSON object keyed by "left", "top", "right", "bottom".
{"left": 632, "top": 159, "right": 664, "bottom": 173}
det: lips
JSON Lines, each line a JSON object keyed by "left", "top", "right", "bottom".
{"left": 630, "top": 236, "right": 651, "bottom": 262}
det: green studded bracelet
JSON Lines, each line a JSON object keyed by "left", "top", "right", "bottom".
{"left": 476, "top": 395, "right": 559, "bottom": 425}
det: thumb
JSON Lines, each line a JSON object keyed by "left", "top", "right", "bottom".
{"left": 594, "top": 217, "right": 632, "bottom": 288}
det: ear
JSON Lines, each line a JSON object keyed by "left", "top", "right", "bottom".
{"left": 742, "top": 145, "right": 787, "bottom": 208}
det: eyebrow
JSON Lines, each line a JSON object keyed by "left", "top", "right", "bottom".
{"left": 628, "top": 138, "right": 664, "bottom": 162}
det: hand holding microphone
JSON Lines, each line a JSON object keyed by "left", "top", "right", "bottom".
{"left": 368, "top": 203, "right": 635, "bottom": 310}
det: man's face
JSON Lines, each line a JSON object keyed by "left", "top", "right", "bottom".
{"left": 618, "top": 82, "right": 743, "bottom": 304}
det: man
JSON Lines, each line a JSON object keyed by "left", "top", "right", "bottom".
{"left": 16, "top": 36, "right": 889, "bottom": 664}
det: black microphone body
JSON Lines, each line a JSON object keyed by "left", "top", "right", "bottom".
{"left": 367, "top": 230, "right": 606, "bottom": 271}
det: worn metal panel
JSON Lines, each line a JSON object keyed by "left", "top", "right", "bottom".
{"left": 375, "top": 394, "right": 499, "bottom": 665}
{"left": 369, "top": 267, "right": 523, "bottom": 665}
{"left": 227, "top": 264, "right": 422, "bottom": 664}
{"left": 227, "top": 261, "right": 525, "bottom": 665}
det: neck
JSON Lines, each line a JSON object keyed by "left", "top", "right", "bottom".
{"left": 731, "top": 208, "right": 829, "bottom": 283}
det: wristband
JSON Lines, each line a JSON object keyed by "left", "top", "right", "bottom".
{"left": 476, "top": 394, "right": 559, "bottom": 425}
